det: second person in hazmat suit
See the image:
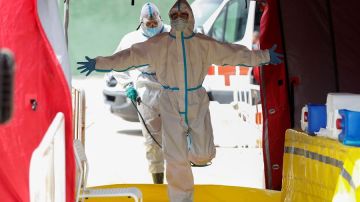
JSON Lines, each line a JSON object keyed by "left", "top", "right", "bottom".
{"left": 77, "top": 0, "right": 283, "bottom": 201}
{"left": 110, "top": 2, "right": 170, "bottom": 184}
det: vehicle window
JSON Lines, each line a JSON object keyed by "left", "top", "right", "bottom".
{"left": 254, "top": 1, "right": 266, "bottom": 32}
{"left": 191, "top": 0, "right": 223, "bottom": 28}
{"left": 224, "top": 1, "right": 239, "bottom": 42}
{"left": 241, "top": 91, "right": 245, "bottom": 102}
{"left": 210, "top": 8, "right": 226, "bottom": 41}
{"left": 224, "top": 0, "right": 249, "bottom": 43}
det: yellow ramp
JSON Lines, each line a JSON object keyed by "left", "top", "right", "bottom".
{"left": 86, "top": 184, "right": 281, "bottom": 202}
{"left": 83, "top": 129, "right": 360, "bottom": 202}
{"left": 282, "top": 129, "right": 360, "bottom": 202}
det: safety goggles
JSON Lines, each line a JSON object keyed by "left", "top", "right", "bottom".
{"left": 170, "top": 11, "right": 189, "bottom": 21}
{"left": 144, "top": 19, "right": 159, "bottom": 28}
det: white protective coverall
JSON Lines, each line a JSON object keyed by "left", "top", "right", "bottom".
{"left": 113, "top": 2, "right": 170, "bottom": 176}
{"left": 95, "top": 1, "right": 270, "bottom": 201}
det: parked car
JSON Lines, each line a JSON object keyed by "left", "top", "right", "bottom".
{"left": 103, "top": 0, "right": 261, "bottom": 121}
{"left": 103, "top": 72, "right": 140, "bottom": 122}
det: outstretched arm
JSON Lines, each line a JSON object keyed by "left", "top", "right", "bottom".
{"left": 77, "top": 41, "right": 152, "bottom": 76}
{"left": 206, "top": 37, "right": 282, "bottom": 67}
{"left": 95, "top": 44, "right": 150, "bottom": 72}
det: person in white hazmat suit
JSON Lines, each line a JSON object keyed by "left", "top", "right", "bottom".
{"left": 77, "top": 0, "right": 283, "bottom": 201}
{"left": 110, "top": 2, "right": 170, "bottom": 184}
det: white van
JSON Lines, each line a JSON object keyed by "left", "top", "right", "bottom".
{"left": 191, "top": 0, "right": 263, "bottom": 104}
{"left": 192, "top": 0, "right": 264, "bottom": 131}
{"left": 192, "top": 0, "right": 258, "bottom": 49}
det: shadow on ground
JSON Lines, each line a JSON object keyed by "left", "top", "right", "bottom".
{"left": 117, "top": 129, "right": 143, "bottom": 136}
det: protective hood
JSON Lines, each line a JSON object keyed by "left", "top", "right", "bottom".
{"left": 139, "top": 2, "right": 164, "bottom": 37}
{"left": 169, "top": 0, "right": 195, "bottom": 36}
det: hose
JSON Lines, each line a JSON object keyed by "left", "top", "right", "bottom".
{"left": 130, "top": 99, "right": 162, "bottom": 148}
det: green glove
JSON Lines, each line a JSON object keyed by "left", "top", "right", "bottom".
{"left": 126, "top": 86, "right": 138, "bottom": 101}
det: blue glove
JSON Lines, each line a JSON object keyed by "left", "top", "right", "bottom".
{"left": 269, "top": 44, "right": 283, "bottom": 65}
{"left": 77, "top": 56, "right": 96, "bottom": 76}
{"left": 126, "top": 86, "right": 138, "bottom": 102}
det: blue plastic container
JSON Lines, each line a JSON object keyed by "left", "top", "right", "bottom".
{"left": 307, "top": 104, "right": 327, "bottom": 135}
{"left": 338, "top": 109, "right": 360, "bottom": 147}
